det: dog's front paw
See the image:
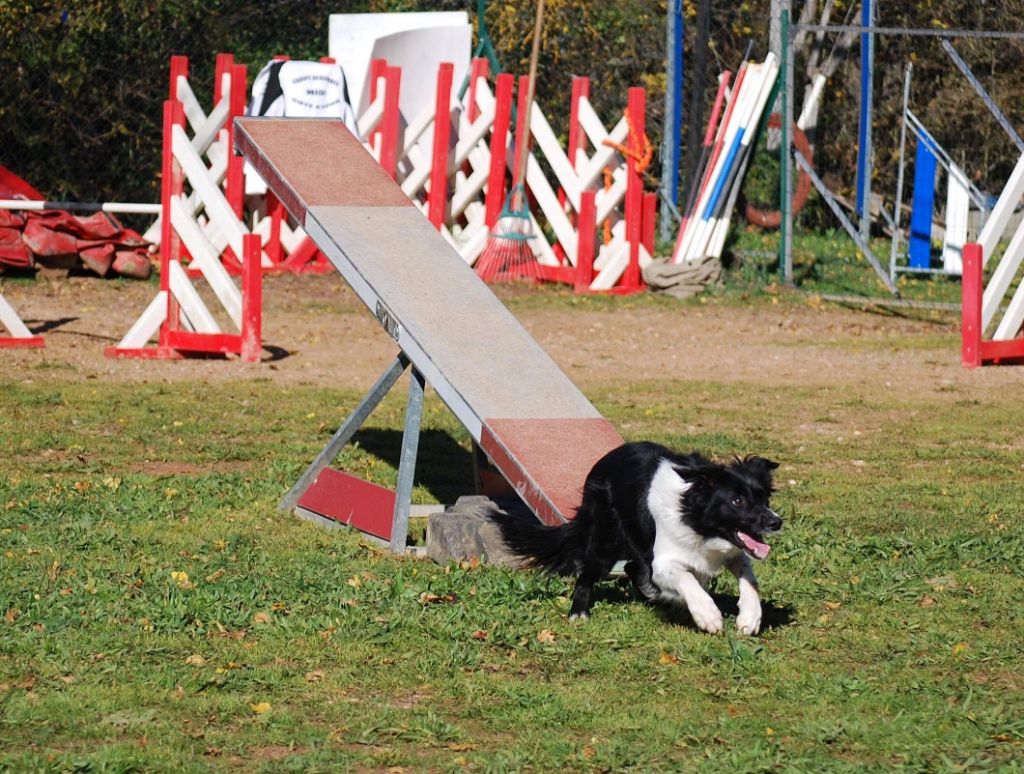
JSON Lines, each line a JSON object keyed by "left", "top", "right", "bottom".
{"left": 568, "top": 611, "right": 590, "bottom": 623}
{"left": 688, "top": 600, "right": 724, "bottom": 634}
{"left": 736, "top": 604, "right": 762, "bottom": 636}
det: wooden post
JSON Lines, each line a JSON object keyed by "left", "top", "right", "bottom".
{"left": 484, "top": 73, "right": 514, "bottom": 228}
{"left": 961, "top": 242, "right": 983, "bottom": 368}
{"left": 575, "top": 191, "right": 597, "bottom": 293}
{"left": 428, "top": 63, "right": 454, "bottom": 230}
{"left": 159, "top": 100, "right": 185, "bottom": 346}
{"left": 379, "top": 65, "right": 402, "bottom": 180}
{"left": 241, "top": 233, "right": 263, "bottom": 363}
{"left": 467, "top": 57, "right": 488, "bottom": 123}
{"left": 622, "top": 87, "right": 645, "bottom": 290}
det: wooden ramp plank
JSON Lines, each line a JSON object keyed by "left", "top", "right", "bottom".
{"left": 235, "top": 117, "right": 623, "bottom": 523}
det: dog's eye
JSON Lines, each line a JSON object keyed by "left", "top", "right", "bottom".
{"left": 731, "top": 496, "right": 745, "bottom": 508}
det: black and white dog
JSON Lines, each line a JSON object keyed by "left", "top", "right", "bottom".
{"left": 491, "top": 442, "right": 782, "bottom": 635}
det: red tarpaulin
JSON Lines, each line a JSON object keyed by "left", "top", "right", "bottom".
{"left": 0, "top": 164, "right": 152, "bottom": 278}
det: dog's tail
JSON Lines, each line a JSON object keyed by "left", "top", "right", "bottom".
{"left": 488, "top": 508, "right": 585, "bottom": 576}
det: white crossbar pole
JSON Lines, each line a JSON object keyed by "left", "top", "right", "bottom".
{"left": 942, "top": 163, "right": 970, "bottom": 275}
{"left": 172, "top": 125, "right": 269, "bottom": 268}
{"left": 676, "top": 63, "right": 765, "bottom": 263}
{"left": 529, "top": 104, "right": 583, "bottom": 209}
{"left": 523, "top": 149, "right": 578, "bottom": 259}
{"left": 176, "top": 75, "right": 206, "bottom": 133}
{"left": 113, "top": 291, "right": 168, "bottom": 349}
{"left": 168, "top": 260, "right": 220, "bottom": 334}
{"left": 993, "top": 273, "right": 1024, "bottom": 340}
{"left": 700, "top": 58, "right": 779, "bottom": 262}
{"left": 982, "top": 214, "right": 1024, "bottom": 330}
{"left": 978, "top": 148, "right": 1024, "bottom": 263}
{"left": 169, "top": 195, "right": 243, "bottom": 328}
{"left": 0, "top": 293, "right": 34, "bottom": 338}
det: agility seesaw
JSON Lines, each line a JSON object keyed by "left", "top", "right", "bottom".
{"left": 235, "top": 117, "right": 624, "bottom": 552}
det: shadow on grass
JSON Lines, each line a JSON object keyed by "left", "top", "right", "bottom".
{"left": 352, "top": 427, "right": 475, "bottom": 504}
{"left": 576, "top": 578, "right": 796, "bottom": 633}
{"left": 594, "top": 577, "right": 795, "bottom": 633}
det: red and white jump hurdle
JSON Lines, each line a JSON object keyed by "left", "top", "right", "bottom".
{"left": 356, "top": 56, "right": 652, "bottom": 293}
{"left": 107, "top": 57, "right": 262, "bottom": 362}
{"left": 961, "top": 147, "right": 1024, "bottom": 366}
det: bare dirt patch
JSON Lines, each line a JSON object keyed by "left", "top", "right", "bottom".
{"left": 2, "top": 273, "right": 1020, "bottom": 405}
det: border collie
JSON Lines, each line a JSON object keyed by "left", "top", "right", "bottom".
{"left": 491, "top": 442, "right": 782, "bottom": 635}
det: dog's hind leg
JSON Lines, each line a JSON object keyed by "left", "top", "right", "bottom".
{"left": 624, "top": 559, "right": 660, "bottom": 600}
{"left": 573, "top": 573, "right": 598, "bottom": 622}
{"left": 569, "top": 554, "right": 616, "bottom": 621}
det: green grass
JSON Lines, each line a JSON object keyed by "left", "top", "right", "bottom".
{"left": 2, "top": 328, "right": 1024, "bottom": 770}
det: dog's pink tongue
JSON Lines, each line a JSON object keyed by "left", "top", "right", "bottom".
{"left": 738, "top": 531, "right": 771, "bottom": 560}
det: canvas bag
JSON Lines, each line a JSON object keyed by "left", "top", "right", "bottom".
{"left": 248, "top": 60, "right": 358, "bottom": 137}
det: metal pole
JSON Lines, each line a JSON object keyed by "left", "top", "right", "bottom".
{"left": 660, "top": 0, "right": 684, "bottom": 243}
{"left": 794, "top": 149, "right": 899, "bottom": 297}
{"left": 780, "top": 2, "right": 794, "bottom": 285}
{"left": 856, "top": 0, "right": 875, "bottom": 243}
{"left": 890, "top": 62, "right": 912, "bottom": 283}
{"left": 0, "top": 199, "right": 161, "bottom": 215}
{"left": 278, "top": 353, "right": 410, "bottom": 513}
{"left": 941, "top": 39, "right": 1024, "bottom": 154}
{"left": 390, "top": 366, "right": 426, "bottom": 554}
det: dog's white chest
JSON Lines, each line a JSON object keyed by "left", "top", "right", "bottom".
{"left": 647, "top": 461, "right": 739, "bottom": 586}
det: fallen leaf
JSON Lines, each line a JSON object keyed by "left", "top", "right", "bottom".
{"left": 346, "top": 575, "right": 362, "bottom": 589}
{"left": 448, "top": 743, "right": 478, "bottom": 752}
{"left": 659, "top": 652, "right": 680, "bottom": 665}
{"left": 252, "top": 612, "right": 272, "bottom": 625}
{"left": 4, "top": 609, "right": 18, "bottom": 624}
{"left": 952, "top": 642, "right": 968, "bottom": 657}
{"left": 536, "top": 629, "right": 556, "bottom": 645}
{"left": 204, "top": 569, "right": 225, "bottom": 583}
{"left": 919, "top": 595, "right": 936, "bottom": 608}
{"left": 824, "top": 601, "right": 842, "bottom": 610}
{"left": 419, "top": 591, "right": 458, "bottom": 605}
{"left": 170, "top": 571, "right": 192, "bottom": 589}
{"left": 250, "top": 702, "right": 272, "bottom": 715}
{"left": 214, "top": 630, "right": 247, "bottom": 640}
{"left": 305, "top": 669, "right": 326, "bottom": 683}
{"left": 185, "top": 654, "right": 207, "bottom": 667}
{"left": 471, "top": 630, "right": 488, "bottom": 641}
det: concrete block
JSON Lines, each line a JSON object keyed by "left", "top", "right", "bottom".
{"left": 425, "top": 495, "right": 528, "bottom": 567}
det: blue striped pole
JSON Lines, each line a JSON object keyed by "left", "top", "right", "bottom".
{"left": 855, "top": 0, "right": 875, "bottom": 242}
{"left": 660, "top": 0, "right": 684, "bottom": 242}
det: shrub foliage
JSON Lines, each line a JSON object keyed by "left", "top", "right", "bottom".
{"left": 1, "top": 1, "right": 1022, "bottom": 211}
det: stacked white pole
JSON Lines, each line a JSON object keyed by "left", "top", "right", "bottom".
{"left": 672, "top": 54, "right": 779, "bottom": 265}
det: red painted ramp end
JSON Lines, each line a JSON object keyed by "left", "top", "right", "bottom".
{"left": 480, "top": 418, "right": 624, "bottom": 527}
{"left": 295, "top": 467, "right": 395, "bottom": 541}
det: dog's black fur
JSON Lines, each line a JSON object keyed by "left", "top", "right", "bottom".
{"left": 491, "top": 442, "right": 782, "bottom": 624}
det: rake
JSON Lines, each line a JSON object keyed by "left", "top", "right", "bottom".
{"left": 476, "top": 0, "right": 545, "bottom": 283}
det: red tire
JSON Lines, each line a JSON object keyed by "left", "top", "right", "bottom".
{"left": 741, "top": 114, "right": 813, "bottom": 229}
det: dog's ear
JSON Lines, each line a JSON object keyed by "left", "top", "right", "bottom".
{"left": 685, "top": 458, "right": 729, "bottom": 491}
{"left": 735, "top": 455, "right": 780, "bottom": 487}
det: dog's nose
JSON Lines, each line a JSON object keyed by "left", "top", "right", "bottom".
{"left": 764, "top": 510, "right": 783, "bottom": 532}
